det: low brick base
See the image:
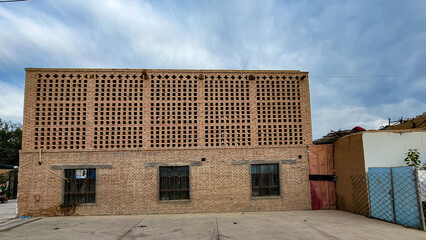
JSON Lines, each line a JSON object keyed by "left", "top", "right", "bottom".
{"left": 18, "top": 146, "right": 311, "bottom": 216}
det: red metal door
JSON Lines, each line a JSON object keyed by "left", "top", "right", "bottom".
{"left": 308, "top": 144, "right": 337, "bottom": 210}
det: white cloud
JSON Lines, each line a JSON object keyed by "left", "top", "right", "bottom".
{"left": 0, "top": 81, "right": 24, "bottom": 123}
{"left": 313, "top": 106, "right": 386, "bottom": 137}
{"left": 0, "top": 0, "right": 425, "bottom": 138}
{"left": 313, "top": 98, "right": 426, "bottom": 139}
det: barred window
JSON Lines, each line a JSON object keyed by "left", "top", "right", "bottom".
{"left": 251, "top": 164, "right": 280, "bottom": 197}
{"left": 159, "top": 166, "right": 190, "bottom": 200}
{"left": 63, "top": 168, "right": 96, "bottom": 205}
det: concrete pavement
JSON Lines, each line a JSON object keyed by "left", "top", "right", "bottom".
{"left": 0, "top": 210, "right": 425, "bottom": 240}
{"left": 0, "top": 199, "right": 41, "bottom": 233}
{"left": 0, "top": 199, "right": 17, "bottom": 220}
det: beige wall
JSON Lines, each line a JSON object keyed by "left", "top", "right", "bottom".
{"left": 334, "top": 133, "right": 369, "bottom": 216}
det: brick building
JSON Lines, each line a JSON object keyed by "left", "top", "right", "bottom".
{"left": 19, "top": 68, "right": 312, "bottom": 216}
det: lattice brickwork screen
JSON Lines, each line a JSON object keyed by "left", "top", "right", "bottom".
{"left": 150, "top": 74, "right": 198, "bottom": 148}
{"left": 204, "top": 75, "right": 251, "bottom": 147}
{"left": 34, "top": 73, "right": 88, "bottom": 150}
{"left": 94, "top": 74, "right": 144, "bottom": 149}
{"left": 256, "top": 76, "right": 303, "bottom": 146}
{"left": 27, "top": 70, "right": 310, "bottom": 151}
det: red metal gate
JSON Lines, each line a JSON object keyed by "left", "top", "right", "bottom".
{"left": 308, "top": 144, "right": 337, "bottom": 210}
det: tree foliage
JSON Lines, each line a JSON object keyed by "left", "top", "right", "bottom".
{"left": 404, "top": 149, "right": 425, "bottom": 170}
{"left": 0, "top": 119, "right": 22, "bottom": 166}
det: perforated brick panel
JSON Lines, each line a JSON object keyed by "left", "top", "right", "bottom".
{"left": 256, "top": 75, "right": 304, "bottom": 146}
{"left": 23, "top": 69, "right": 312, "bottom": 151}
{"left": 93, "top": 73, "right": 144, "bottom": 149}
{"left": 204, "top": 74, "right": 251, "bottom": 147}
{"left": 150, "top": 74, "right": 198, "bottom": 148}
{"left": 33, "top": 73, "right": 88, "bottom": 150}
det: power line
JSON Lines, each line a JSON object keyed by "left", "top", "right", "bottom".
{"left": 0, "top": 0, "right": 30, "bottom": 3}
{"left": 310, "top": 74, "right": 426, "bottom": 79}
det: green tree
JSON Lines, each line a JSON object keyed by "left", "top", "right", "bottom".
{"left": 404, "top": 149, "right": 425, "bottom": 170}
{"left": 0, "top": 119, "right": 22, "bottom": 166}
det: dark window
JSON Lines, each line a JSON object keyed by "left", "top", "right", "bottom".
{"left": 63, "top": 168, "right": 96, "bottom": 205}
{"left": 251, "top": 164, "right": 279, "bottom": 197}
{"left": 159, "top": 166, "right": 190, "bottom": 200}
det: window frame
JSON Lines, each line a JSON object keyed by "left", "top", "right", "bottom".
{"left": 158, "top": 165, "right": 191, "bottom": 201}
{"left": 62, "top": 168, "right": 97, "bottom": 206}
{"left": 250, "top": 163, "right": 281, "bottom": 198}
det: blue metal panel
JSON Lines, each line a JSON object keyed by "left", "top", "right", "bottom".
{"left": 391, "top": 166, "right": 424, "bottom": 230}
{"left": 368, "top": 167, "right": 395, "bottom": 222}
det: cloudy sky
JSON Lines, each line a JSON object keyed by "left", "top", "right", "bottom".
{"left": 0, "top": 0, "right": 425, "bottom": 139}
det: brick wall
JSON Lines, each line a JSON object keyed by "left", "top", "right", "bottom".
{"left": 19, "top": 69, "right": 312, "bottom": 216}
